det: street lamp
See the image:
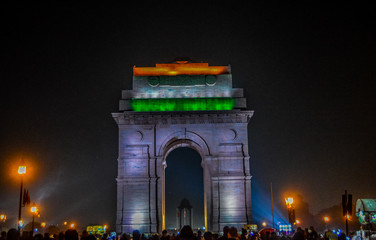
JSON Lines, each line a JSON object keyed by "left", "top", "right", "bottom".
{"left": 41, "top": 222, "right": 46, "bottom": 234}
{"left": 30, "top": 203, "right": 39, "bottom": 236}
{"left": 285, "top": 197, "right": 295, "bottom": 226}
{"left": 18, "top": 159, "right": 26, "bottom": 231}
{"left": 18, "top": 220, "right": 24, "bottom": 228}
{"left": 323, "top": 216, "right": 330, "bottom": 229}
{"left": 285, "top": 197, "right": 294, "bottom": 207}
{"left": 0, "top": 214, "right": 6, "bottom": 231}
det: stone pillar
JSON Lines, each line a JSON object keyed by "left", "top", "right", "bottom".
{"left": 116, "top": 141, "right": 159, "bottom": 233}
{"left": 210, "top": 142, "right": 252, "bottom": 232}
{"left": 116, "top": 176, "right": 151, "bottom": 233}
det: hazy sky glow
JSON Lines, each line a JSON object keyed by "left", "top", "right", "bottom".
{"left": 0, "top": 2, "right": 375, "bottom": 231}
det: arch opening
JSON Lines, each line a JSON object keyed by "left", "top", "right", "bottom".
{"left": 164, "top": 147, "right": 205, "bottom": 230}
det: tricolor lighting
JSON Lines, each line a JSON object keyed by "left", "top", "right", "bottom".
{"left": 132, "top": 98, "right": 234, "bottom": 112}
{"left": 133, "top": 62, "right": 230, "bottom": 76}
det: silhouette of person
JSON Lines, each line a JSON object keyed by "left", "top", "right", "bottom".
{"left": 240, "top": 229, "right": 247, "bottom": 240}
{"left": 204, "top": 232, "right": 213, "bottom": 240}
{"left": 229, "top": 227, "right": 239, "bottom": 240}
{"left": 161, "top": 230, "right": 169, "bottom": 240}
{"left": 133, "top": 231, "right": 141, "bottom": 240}
{"left": 180, "top": 226, "right": 194, "bottom": 240}
{"left": 219, "top": 226, "right": 229, "bottom": 240}
{"left": 65, "top": 230, "right": 78, "bottom": 240}
{"left": 6, "top": 229, "right": 19, "bottom": 240}
{"left": 81, "top": 230, "right": 89, "bottom": 240}
{"left": 292, "top": 228, "right": 304, "bottom": 240}
{"left": 0, "top": 231, "right": 7, "bottom": 240}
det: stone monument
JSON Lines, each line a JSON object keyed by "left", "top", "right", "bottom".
{"left": 112, "top": 59, "right": 253, "bottom": 233}
{"left": 176, "top": 198, "right": 193, "bottom": 230}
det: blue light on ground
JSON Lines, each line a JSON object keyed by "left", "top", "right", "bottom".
{"left": 252, "top": 180, "right": 289, "bottom": 226}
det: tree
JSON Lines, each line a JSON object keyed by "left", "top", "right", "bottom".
{"left": 292, "top": 194, "right": 316, "bottom": 227}
{"left": 46, "top": 225, "right": 61, "bottom": 235}
{"left": 313, "top": 203, "right": 360, "bottom": 233}
{"left": 23, "top": 222, "right": 41, "bottom": 232}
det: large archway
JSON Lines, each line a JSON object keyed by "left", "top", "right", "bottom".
{"left": 113, "top": 61, "right": 253, "bottom": 233}
{"left": 164, "top": 147, "right": 204, "bottom": 229}
{"left": 159, "top": 133, "right": 210, "bottom": 231}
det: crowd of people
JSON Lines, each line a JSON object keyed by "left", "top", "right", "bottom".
{"left": 0, "top": 225, "right": 351, "bottom": 240}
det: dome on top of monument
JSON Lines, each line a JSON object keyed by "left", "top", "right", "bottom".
{"left": 178, "top": 198, "right": 193, "bottom": 209}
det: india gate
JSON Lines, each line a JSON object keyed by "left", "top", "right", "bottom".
{"left": 112, "top": 59, "right": 254, "bottom": 233}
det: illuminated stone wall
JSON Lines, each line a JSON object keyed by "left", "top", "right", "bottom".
{"left": 113, "top": 61, "right": 253, "bottom": 233}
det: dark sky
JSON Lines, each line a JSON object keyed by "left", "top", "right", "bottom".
{"left": 1, "top": 2, "right": 375, "bottom": 230}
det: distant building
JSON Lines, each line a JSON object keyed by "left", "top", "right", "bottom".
{"left": 176, "top": 198, "right": 193, "bottom": 229}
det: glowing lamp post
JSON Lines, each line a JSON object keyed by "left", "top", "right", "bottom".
{"left": 0, "top": 214, "right": 6, "bottom": 232}
{"left": 18, "top": 220, "right": 24, "bottom": 228}
{"left": 30, "top": 203, "right": 39, "bottom": 236}
{"left": 70, "top": 223, "right": 75, "bottom": 229}
{"left": 18, "top": 165, "right": 26, "bottom": 175}
{"left": 17, "top": 159, "right": 26, "bottom": 231}
{"left": 41, "top": 222, "right": 46, "bottom": 233}
{"left": 285, "top": 197, "right": 294, "bottom": 207}
{"left": 285, "top": 197, "right": 295, "bottom": 226}
{"left": 324, "top": 216, "right": 330, "bottom": 229}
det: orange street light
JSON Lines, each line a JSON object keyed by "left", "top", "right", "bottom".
{"left": 0, "top": 214, "right": 6, "bottom": 222}
{"left": 295, "top": 219, "right": 301, "bottom": 224}
{"left": 30, "top": 205, "right": 38, "bottom": 214}
{"left": 285, "top": 197, "right": 294, "bottom": 208}
{"left": 70, "top": 223, "right": 75, "bottom": 228}
{"left": 323, "top": 216, "right": 330, "bottom": 230}
{"left": 285, "top": 197, "right": 295, "bottom": 225}
{"left": 41, "top": 222, "right": 46, "bottom": 227}
{"left": 18, "top": 165, "right": 26, "bottom": 175}
{"left": 64, "top": 221, "right": 67, "bottom": 225}
{"left": 262, "top": 222, "right": 267, "bottom": 227}
{"left": 30, "top": 203, "right": 39, "bottom": 236}
{"left": 17, "top": 158, "right": 27, "bottom": 231}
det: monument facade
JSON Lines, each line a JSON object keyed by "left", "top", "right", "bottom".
{"left": 176, "top": 198, "right": 194, "bottom": 229}
{"left": 112, "top": 60, "right": 254, "bottom": 233}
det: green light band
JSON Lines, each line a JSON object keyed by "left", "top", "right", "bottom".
{"left": 131, "top": 98, "right": 234, "bottom": 112}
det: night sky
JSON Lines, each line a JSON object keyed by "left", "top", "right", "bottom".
{"left": 1, "top": 2, "right": 375, "bottom": 231}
